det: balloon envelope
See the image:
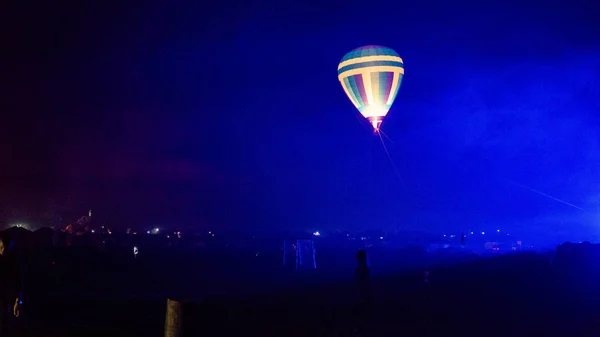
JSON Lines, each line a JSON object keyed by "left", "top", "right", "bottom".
{"left": 337, "top": 45, "right": 404, "bottom": 132}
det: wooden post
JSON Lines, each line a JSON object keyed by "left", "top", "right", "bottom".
{"left": 165, "top": 298, "right": 183, "bottom": 337}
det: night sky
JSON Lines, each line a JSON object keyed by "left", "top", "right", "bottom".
{"left": 3, "top": 0, "right": 600, "bottom": 235}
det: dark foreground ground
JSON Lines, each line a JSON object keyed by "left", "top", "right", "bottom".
{"left": 10, "top": 250, "right": 600, "bottom": 337}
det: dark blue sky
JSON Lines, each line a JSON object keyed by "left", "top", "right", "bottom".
{"left": 3, "top": 0, "right": 600, "bottom": 235}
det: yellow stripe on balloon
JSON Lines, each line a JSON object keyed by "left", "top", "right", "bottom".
{"left": 361, "top": 71, "right": 374, "bottom": 104}
{"left": 338, "top": 66, "right": 404, "bottom": 81}
{"left": 337, "top": 55, "right": 404, "bottom": 70}
{"left": 370, "top": 72, "right": 381, "bottom": 105}
{"left": 386, "top": 72, "right": 402, "bottom": 105}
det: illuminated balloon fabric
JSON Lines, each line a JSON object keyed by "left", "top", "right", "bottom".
{"left": 337, "top": 45, "right": 404, "bottom": 132}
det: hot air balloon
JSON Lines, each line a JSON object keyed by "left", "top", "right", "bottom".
{"left": 337, "top": 45, "right": 404, "bottom": 134}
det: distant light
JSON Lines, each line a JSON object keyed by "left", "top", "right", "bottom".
{"left": 497, "top": 229, "right": 500, "bottom": 233}
{"left": 146, "top": 230, "right": 150, "bottom": 234}
{"left": 133, "top": 246, "right": 139, "bottom": 256}
{"left": 380, "top": 237, "right": 383, "bottom": 240}
{"left": 211, "top": 233, "right": 215, "bottom": 237}
{"left": 470, "top": 232, "right": 474, "bottom": 235}
{"left": 208, "top": 231, "right": 212, "bottom": 234}
{"left": 91, "top": 229, "right": 95, "bottom": 233}
{"left": 443, "top": 234, "right": 447, "bottom": 237}
{"left": 450, "top": 235, "right": 456, "bottom": 238}
{"left": 481, "top": 231, "right": 485, "bottom": 235}
{"left": 152, "top": 228, "right": 160, "bottom": 234}
{"left": 313, "top": 231, "right": 321, "bottom": 236}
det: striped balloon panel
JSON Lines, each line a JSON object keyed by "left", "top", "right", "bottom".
{"left": 337, "top": 45, "right": 404, "bottom": 117}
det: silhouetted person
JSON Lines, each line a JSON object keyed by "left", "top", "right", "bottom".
{"left": 354, "top": 250, "right": 372, "bottom": 336}
{"left": 0, "top": 236, "right": 20, "bottom": 336}
{"left": 355, "top": 250, "right": 372, "bottom": 301}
